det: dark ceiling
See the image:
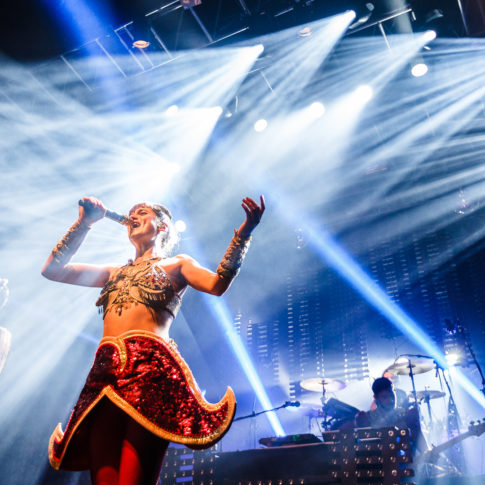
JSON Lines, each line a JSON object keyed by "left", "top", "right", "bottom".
{"left": 0, "top": 0, "right": 482, "bottom": 62}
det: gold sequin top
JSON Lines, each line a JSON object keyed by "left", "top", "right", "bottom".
{"left": 96, "top": 257, "right": 182, "bottom": 318}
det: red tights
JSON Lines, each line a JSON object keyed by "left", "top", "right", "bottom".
{"left": 88, "top": 398, "right": 169, "bottom": 485}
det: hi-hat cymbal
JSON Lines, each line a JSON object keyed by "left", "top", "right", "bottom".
{"left": 300, "top": 377, "right": 346, "bottom": 393}
{"left": 385, "top": 357, "right": 434, "bottom": 376}
{"left": 409, "top": 390, "right": 446, "bottom": 401}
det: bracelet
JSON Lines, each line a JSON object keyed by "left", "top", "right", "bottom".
{"left": 216, "top": 230, "right": 252, "bottom": 280}
{"left": 51, "top": 219, "right": 91, "bottom": 265}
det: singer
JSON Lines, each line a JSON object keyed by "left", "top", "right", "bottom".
{"left": 41, "top": 195, "right": 265, "bottom": 485}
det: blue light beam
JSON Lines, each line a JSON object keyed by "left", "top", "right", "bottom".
{"left": 204, "top": 296, "right": 286, "bottom": 436}
{"left": 301, "top": 220, "right": 485, "bottom": 408}
{"left": 271, "top": 189, "right": 485, "bottom": 409}
{"left": 182, "top": 240, "right": 286, "bottom": 437}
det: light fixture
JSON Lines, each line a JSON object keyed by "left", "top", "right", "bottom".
{"left": 354, "top": 85, "right": 373, "bottom": 102}
{"left": 254, "top": 119, "right": 268, "bottom": 132}
{"left": 445, "top": 352, "right": 462, "bottom": 366}
{"left": 166, "top": 105, "right": 179, "bottom": 116}
{"left": 175, "top": 220, "right": 187, "bottom": 232}
{"left": 131, "top": 15, "right": 151, "bottom": 49}
{"left": 308, "top": 102, "right": 325, "bottom": 118}
{"left": 411, "top": 63, "right": 428, "bottom": 77}
{"left": 424, "top": 30, "right": 437, "bottom": 42}
{"left": 133, "top": 40, "right": 150, "bottom": 49}
{"left": 298, "top": 27, "right": 312, "bottom": 38}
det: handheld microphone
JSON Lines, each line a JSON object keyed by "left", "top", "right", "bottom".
{"left": 78, "top": 199, "right": 131, "bottom": 226}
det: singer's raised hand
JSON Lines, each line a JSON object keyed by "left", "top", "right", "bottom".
{"left": 79, "top": 197, "right": 106, "bottom": 226}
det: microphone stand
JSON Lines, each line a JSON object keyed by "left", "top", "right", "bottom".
{"left": 462, "top": 330, "right": 485, "bottom": 397}
{"left": 233, "top": 401, "right": 298, "bottom": 423}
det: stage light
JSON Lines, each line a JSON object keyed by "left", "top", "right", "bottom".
{"left": 308, "top": 102, "right": 325, "bottom": 118}
{"left": 133, "top": 40, "right": 150, "bottom": 49}
{"left": 354, "top": 85, "right": 373, "bottom": 102}
{"left": 347, "top": 6, "right": 369, "bottom": 30}
{"left": 346, "top": 10, "right": 357, "bottom": 22}
{"left": 299, "top": 27, "right": 313, "bottom": 38}
{"left": 411, "top": 63, "right": 428, "bottom": 77}
{"left": 182, "top": 240, "right": 286, "bottom": 437}
{"left": 181, "top": 0, "right": 202, "bottom": 7}
{"left": 445, "top": 352, "right": 462, "bottom": 366}
{"left": 296, "top": 219, "right": 485, "bottom": 408}
{"left": 424, "top": 30, "right": 437, "bottom": 42}
{"left": 166, "top": 105, "right": 179, "bottom": 116}
{"left": 208, "top": 298, "right": 286, "bottom": 436}
{"left": 254, "top": 119, "right": 268, "bottom": 132}
{"left": 175, "top": 220, "right": 187, "bottom": 232}
{"left": 254, "top": 44, "right": 265, "bottom": 55}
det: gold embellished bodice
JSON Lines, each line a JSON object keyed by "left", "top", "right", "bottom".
{"left": 96, "top": 258, "right": 182, "bottom": 318}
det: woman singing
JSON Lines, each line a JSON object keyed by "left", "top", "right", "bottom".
{"left": 42, "top": 195, "right": 265, "bottom": 485}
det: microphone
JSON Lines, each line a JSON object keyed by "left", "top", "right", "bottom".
{"left": 284, "top": 401, "right": 301, "bottom": 407}
{"left": 78, "top": 199, "right": 131, "bottom": 226}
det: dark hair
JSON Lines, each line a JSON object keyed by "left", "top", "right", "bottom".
{"left": 372, "top": 377, "right": 393, "bottom": 396}
{"left": 129, "top": 202, "right": 179, "bottom": 257}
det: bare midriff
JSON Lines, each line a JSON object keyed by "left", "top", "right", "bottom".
{"left": 102, "top": 304, "right": 173, "bottom": 341}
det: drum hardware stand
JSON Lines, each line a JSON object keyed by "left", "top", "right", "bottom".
{"left": 460, "top": 320, "right": 485, "bottom": 396}
{"left": 446, "top": 317, "right": 485, "bottom": 396}
{"left": 299, "top": 377, "right": 347, "bottom": 434}
{"left": 406, "top": 357, "right": 419, "bottom": 407}
{"left": 423, "top": 393, "right": 433, "bottom": 423}
{"left": 320, "top": 379, "right": 332, "bottom": 431}
{"left": 434, "top": 359, "right": 465, "bottom": 474}
{"left": 400, "top": 354, "right": 423, "bottom": 424}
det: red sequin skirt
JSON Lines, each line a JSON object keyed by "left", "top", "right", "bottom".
{"left": 48, "top": 330, "right": 236, "bottom": 471}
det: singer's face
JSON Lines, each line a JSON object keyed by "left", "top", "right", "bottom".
{"left": 128, "top": 206, "right": 160, "bottom": 245}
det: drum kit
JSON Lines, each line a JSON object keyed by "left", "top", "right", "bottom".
{"left": 299, "top": 353, "right": 451, "bottom": 431}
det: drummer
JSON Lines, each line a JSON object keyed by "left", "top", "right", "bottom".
{"left": 355, "top": 377, "right": 427, "bottom": 454}
{"left": 369, "top": 370, "right": 408, "bottom": 411}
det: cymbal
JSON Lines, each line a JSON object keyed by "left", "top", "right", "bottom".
{"left": 300, "top": 377, "right": 346, "bottom": 393}
{"left": 385, "top": 357, "right": 434, "bottom": 376}
{"left": 409, "top": 390, "right": 446, "bottom": 401}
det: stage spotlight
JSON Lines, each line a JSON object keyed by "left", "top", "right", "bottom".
{"left": 354, "top": 85, "right": 373, "bottom": 102}
{"left": 131, "top": 15, "right": 152, "bottom": 49}
{"left": 426, "top": 9, "right": 444, "bottom": 23}
{"left": 347, "top": 9, "right": 358, "bottom": 21}
{"left": 166, "top": 105, "right": 179, "bottom": 116}
{"left": 133, "top": 40, "right": 150, "bottom": 49}
{"left": 299, "top": 27, "right": 313, "bottom": 38}
{"left": 348, "top": 6, "right": 370, "bottom": 30}
{"left": 424, "top": 30, "right": 437, "bottom": 42}
{"left": 181, "top": 0, "right": 202, "bottom": 7}
{"left": 254, "top": 119, "right": 268, "bottom": 132}
{"left": 308, "top": 102, "right": 326, "bottom": 118}
{"left": 175, "top": 220, "right": 187, "bottom": 233}
{"left": 445, "top": 352, "right": 462, "bottom": 366}
{"left": 254, "top": 44, "right": 265, "bottom": 55}
{"left": 411, "top": 63, "right": 428, "bottom": 77}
